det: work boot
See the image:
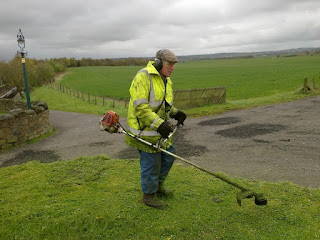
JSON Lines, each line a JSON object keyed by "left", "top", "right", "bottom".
{"left": 156, "top": 183, "right": 173, "bottom": 197}
{"left": 142, "top": 194, "right": 164, "bottom": 209}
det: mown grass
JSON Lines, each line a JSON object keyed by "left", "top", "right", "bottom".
{"left": 0, "top": 155, "right": 319, "bottom": 240}
{"left": 60, "top": 55, "right": 320, "bottom": 100}
{"left": 60, "top": 65, "right": 142, "bottom": 99}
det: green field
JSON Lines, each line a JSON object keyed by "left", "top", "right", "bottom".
{"left": 60, "top": 55, "right": 320, "bottom": 100}
{"left": 60, "top": 66, "right": 142, "bottom": 99}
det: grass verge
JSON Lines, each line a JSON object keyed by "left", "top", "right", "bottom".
{"left": 0, "top": 155, "right": 319, "bottom": 239}
{"left": 30, "top": 87, "right": 128, "bottom": 116}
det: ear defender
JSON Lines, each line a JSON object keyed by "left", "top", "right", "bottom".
{"left": 154, "top": 58, "right": 162, "bottom": 71}
{"left": 153, "top": 49, "right": 167, "bottom": 71}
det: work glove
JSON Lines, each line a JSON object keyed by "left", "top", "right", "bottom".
{"left": 157, "top": 121, "right": 173, "bottom": 138}
{"left": 172, "top": 111, "right": 187, "bottom": 125}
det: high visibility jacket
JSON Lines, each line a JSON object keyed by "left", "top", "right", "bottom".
{"left": 125, "top": 61, "right": 179, "bottom": 153}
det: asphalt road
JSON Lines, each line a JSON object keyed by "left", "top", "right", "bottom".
{"left": 1, "top": 96, "right": 320, "bottom": 188}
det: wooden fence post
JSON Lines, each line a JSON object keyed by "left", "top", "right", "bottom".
{"left": 304, "top": 78, "right": 308, "bottom": 93}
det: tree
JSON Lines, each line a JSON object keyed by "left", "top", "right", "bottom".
{"left": 1, "top": 55, "right": 25, "bottom": 97}
{"left": 49, "top": 59, "right": 66, "bottom": 72}
{"left": 0, "top": 61, "right": 6, "bottom": 85}
{"left": 69, "top": 57, "right": 78, "bottom": 67}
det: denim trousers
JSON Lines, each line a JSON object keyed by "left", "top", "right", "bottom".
{"left": 138, "top": 145, "right": 175, "bottom": 194}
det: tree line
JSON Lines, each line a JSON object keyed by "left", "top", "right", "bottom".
{"left": 0, "top": 55, "right": 149, "bottom": 99}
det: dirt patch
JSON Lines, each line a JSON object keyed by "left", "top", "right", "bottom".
{"left": 54, "top": 71, "right": 70, "bottom": 82}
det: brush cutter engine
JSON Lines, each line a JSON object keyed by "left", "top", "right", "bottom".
{"left": 99, "top": 111, "right": 123, "bottom": 133}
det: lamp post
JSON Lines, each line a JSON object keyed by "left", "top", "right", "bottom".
{"left": 17, "top": 28, "right": 31, "bottom": 109}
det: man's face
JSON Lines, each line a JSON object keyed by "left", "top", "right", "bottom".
{"left": 159, "top": 60, "right": 176, "bottom": 77}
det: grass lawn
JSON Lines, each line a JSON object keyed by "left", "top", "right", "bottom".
{"left": 1, "top": 155, "right": 319, "bottom": 239}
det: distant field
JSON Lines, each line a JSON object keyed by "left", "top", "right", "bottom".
{"left": 60, "top": 66, "right": 141, "bottom": 99}
{"left": 60, "top": 55, "right": 320, "bottom": 100}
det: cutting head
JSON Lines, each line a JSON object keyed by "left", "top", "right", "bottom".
{"left": 236, "top": 190, "right": 267, "bottom": 206}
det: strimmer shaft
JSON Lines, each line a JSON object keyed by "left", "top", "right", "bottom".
{"left": 121, "top": 127, "right": 267, "bottom": 206}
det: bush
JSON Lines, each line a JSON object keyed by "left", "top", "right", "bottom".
{"left": 36, "top": 63, "right": 55, "bottom": 85}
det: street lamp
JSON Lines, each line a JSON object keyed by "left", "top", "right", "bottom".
{"left": 17, "top": 28, "right": 31, "bottom": 109}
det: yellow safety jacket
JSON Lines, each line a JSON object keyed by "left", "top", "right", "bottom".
{"left": 125, "top": 61, "right": 179, "bottom": 153}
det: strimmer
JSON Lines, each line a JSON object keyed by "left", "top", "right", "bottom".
{"left": 100, "top": 111, "right": 268, "bottom": 206}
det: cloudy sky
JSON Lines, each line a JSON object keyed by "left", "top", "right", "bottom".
{"left": 1, "top": 0, "right": 320, "bottom": 60}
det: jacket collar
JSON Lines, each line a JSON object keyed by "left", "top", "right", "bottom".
{"left": 146, "top": 61, "right": 160, "bottom": 75}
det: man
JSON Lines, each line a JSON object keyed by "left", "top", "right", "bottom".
{"left": 125, "top": 49, "right": 187, "bottom": 209}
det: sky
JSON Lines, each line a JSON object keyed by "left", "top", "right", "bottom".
{"left": 1, "top": 0, "right": 320, "bottom": 61}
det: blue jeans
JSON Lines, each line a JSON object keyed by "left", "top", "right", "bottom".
{"left": 139, "top": 145, "right": 175, "bottom": 194}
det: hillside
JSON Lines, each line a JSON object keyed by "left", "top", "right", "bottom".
{"left": 176, "top": 47, "right": 320, "bottom": 62}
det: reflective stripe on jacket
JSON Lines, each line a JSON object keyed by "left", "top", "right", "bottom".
{"left": 125, "top": 61, "right": 179, "bottom": 153}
